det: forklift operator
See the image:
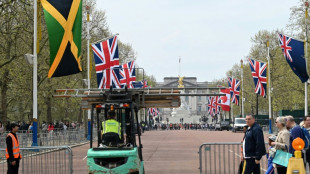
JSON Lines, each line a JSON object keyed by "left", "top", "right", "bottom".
{"left": 101, "top": 107, "right": 126, "bottom": 146}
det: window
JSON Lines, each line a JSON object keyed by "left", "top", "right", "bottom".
{"left": 185, "top": 96, "right": 189, "bottom": 102}
{"left": 198, "top": 105, "right": 202, "bottom": 112}
{"left": 198, "top": 96, "right": 201, "bottom": 101}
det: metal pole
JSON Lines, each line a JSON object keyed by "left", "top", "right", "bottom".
{"left": 241, "top": 59, "right": 244, "bottom": 118}
{"left": 256, "top": 94, "right": 259, "bottom": 120}
{"left": 306, "top": 20, "right": 309, "bottom": 116}
{"left": 179, "top": 56, "right": 181, "bottom": 76}
{"left": 267, "top": 40, "right": 273, "bottom": 133}
{"left": 32, "top": 0, "right": 38, "bottom": 147}
{"left": 86, "top": 3, "right": 91, "bottom": 140}
{"left": 306, "top": 2, "right": 309, "bottom": 116}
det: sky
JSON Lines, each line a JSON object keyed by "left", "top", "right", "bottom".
{"left": 96, "top": 0, "right": 300, "bottom": 82}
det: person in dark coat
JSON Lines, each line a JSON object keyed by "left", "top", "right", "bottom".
{"left": 241, "top": 115, "right": 266, "bottom": 174}
{"left": 6, "top": 123, "right": 22, "bottom": 174}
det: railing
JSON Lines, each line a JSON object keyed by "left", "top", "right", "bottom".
{"left": 0, "top": 146, "right": 72, "bottom": 174}
{"left": 198, "top": 143, "right": 268, "bottom": 174}
{"left": 0, "top": 128, "right": 98, "bottom": 147}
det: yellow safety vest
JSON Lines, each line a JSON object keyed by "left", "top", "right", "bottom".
{"left": 6, "top": 133, "right": 22, "bottom": 159}
{"left": 102, "top": 119, "right": 121, "bottom": 138}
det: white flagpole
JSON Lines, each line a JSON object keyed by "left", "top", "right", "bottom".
{"left": 86, "top": 3, "right": 91, "bottom": 140}
{"left": 32, "top": 0, "right": 38, "bottom": 146}
{"left": 306, "top": 2, "right": 309, "bottom": 116}
{"left": 179, "top": 56, "right": 181, "bottom": 76}
{"left": 240, "top": 60, "right": 244, "bottom": 118}
{"left": 267, "top": 39, "right": 272, "bottom": 134}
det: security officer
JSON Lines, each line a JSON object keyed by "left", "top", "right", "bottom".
{"left": 101, "top": 106, "right": 126, "bottom": 146}
{"left": 6, "top": 123, "right": 22, "bottom": 174}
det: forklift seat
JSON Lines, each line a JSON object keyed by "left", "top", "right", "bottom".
{"left": 102, "top": 132, "right": 121, "bottom": 147}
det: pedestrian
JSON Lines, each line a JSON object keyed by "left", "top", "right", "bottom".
{"left": 302, "top": 116, "right": 310, "bottom": 170}
{"left": 238, "top": 125, "right": 248, "bottom": 174}
{"left": 266, "top": 135, "right": 276, "bottom": 174}
{"left": 241, "top": 115, "right": 266, "bottom": 174}
{"left": 6, "top": 123, "right": 22, "bottom": 174}
{"left": 285, "top": 115, "right": 305, "bottom": 155}
{"left": 42, "top": 121, "right": 48, "bottom": 133}
{"left": 271, "top": 117, "right": 290, "bottom": 173}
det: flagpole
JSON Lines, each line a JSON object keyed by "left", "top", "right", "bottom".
{"left": 306, "top": 1, "right": 309, "bottom": 116}
{"left": 179, "top": 56, "right": 181, "bottom": 76}
{"left": 32, "top": 0, "right": 38, "bottom": 146}
{"left": 256, "top": 94, "right": 258, "bottom": 120}
{"left": 240, "top": 59, "right": 244, "bottom": 118}
{"left": 267, "top": 39, "right": 272, "bottom": 134}
{"left": 86, "top": 3, "right": 91, "bottom": 140}
{"left": 91, "top": 33, "right": 119, "bottom": 44}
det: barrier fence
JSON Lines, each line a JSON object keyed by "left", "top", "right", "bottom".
{"left": 0, "top": 128, "right": 98, "bottom": 147}
{"left": 198, "top": 143, "right": 268, "bottom": 174}
{"left": 0, "top": 146, "right": 72, "bottom": 174}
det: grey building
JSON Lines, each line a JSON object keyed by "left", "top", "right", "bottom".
{"left": 156, "top": 77, "right": 218, "bottom": 119}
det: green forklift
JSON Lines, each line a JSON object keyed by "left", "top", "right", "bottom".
{"left": 86, "top": 88, "right": 144, "bottom": 174}
{"left": 53, "top": 86, "right": 225, "bottom": 174}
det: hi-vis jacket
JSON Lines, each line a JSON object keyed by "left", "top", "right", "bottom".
{"left": 6, "top": 133, "right": 22, "bottom": 159}
{"left": 102, "top": 119, "right": 121, "bottom": 138}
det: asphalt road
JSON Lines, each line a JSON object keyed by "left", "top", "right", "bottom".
{"left": 72, "top": 130, "right": 251, "bottom": 174}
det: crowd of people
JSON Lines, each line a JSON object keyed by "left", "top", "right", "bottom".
{"left": 143, "top": 122, "right": 220, "bottom": 131}
{"left": 239, "top": 115, "right": 310, "bottom": 174}
{"left": 0, "top": 120, "right": 83, "bottom": 135}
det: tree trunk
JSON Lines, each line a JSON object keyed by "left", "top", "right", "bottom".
{"left": 46, "top": 96, "right": 52, "bottom": 124}
{"left": 1, "top": 69, "right": 9, "bottom": 125}
{"left": 77, "top": 106, "right": 82, "bottom": 123}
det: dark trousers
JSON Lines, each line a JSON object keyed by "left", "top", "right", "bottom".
{"left": 7, "top": 159, "right": 19, "bottom": 174}
{"left": 242, "top": 158, "right": 260, "bottom": 174}
{"left": 276, "top": 166, "right": 287, "bottom": 174}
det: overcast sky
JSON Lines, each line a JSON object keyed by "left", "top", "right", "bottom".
{"left": 96, "top": 0, "right": 300, "bottom": 82}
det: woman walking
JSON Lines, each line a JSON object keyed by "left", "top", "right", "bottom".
{"left": 271, "top": 117, "right": 290, "bottom": 174}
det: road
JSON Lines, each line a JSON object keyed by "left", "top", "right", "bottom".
{"left": 72, "top": 130, "right": 253, "bottom": 174}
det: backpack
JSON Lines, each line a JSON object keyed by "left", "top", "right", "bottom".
{"left": 302, "top": 127, "right": 310, "bottom": 150}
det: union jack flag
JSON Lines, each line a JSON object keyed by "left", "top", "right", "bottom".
{"left": 213, "top": 96, "right": 221, "bottom": 115}
{"left": 227, "top": 77, "right": 240, "bottom": 105}
{"left": 119, "top": 61, "right": 136, "bottom": 88}
{"left": 91, "top": 36, "right": 121, "bottom": 89}
{"left": 248, "top": 58, "right": 267, "bottom": 97}
{"left": 278, "top": 33, "right": 309, "bottom": 83}
{"left": 207, "top": 97, "right": 215, "bottom": 116}
{"left": 148, "top": 108, "right": 159, "bottom": 116}
{"left": 133, "top": 80, "right": 148, "bottom": 88}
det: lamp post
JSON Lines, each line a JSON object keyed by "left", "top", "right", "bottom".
{"left": 32, "top": 0, "right": 38, "bottom": 147}
{"left": 86, "top": 3, "right": 91, "bottom": 140}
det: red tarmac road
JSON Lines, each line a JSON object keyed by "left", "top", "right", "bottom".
{"left": 71, "top": 130, "right": 258, "bottom": 174}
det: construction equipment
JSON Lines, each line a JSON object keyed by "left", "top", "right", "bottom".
{"left": 54, "top": 86, "right": 225, "bottom": 174}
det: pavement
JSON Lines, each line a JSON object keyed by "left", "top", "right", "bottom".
{"left": 71, "top": 130, "right": 247, "bottom": 174}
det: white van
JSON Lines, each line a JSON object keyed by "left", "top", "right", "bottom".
{"left": 232, "top": 118, "right": 246, "bottom": 133}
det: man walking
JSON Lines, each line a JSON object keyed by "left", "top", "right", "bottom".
{"left": 6, "top": 123, "right": 22, "bottom": 174}
{"left": 242, "top": 115, "right": 266, "bottom": 174}
{"left": 286, "top": 115, "right": 305, "bottom": 154}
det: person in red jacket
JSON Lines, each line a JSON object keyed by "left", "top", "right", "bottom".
{"left": 6, "top": 123, "right": 22, "bottom": 174}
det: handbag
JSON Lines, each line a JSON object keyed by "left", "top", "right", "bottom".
{"left": 272, "top": 148, "right": 292, "bottom": 167}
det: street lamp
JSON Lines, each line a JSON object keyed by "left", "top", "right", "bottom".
{"left": 24, "top": 54, "right": 34, "bottom": 65}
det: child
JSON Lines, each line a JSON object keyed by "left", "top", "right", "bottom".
{"left": 266, "top": 135, "right": 276, "bottom": 174}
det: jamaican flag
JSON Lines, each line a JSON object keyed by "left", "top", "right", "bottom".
{"left": 41, "top": 0, "right": 82, "bottom": 78}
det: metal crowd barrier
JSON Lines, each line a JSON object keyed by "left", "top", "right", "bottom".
{"left": 198, "top": 143, "right": 268, "bottom": 174}
{"left": 0, "top": 128, "right": 98, "bottom": 147}
{"left": 0, "top": 146, "right": 72, "bottom": 174}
